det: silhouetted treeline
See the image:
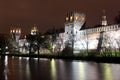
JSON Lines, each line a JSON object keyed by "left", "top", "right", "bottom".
{"left": 114, "top": 11, "right": 120, "bottom": 24}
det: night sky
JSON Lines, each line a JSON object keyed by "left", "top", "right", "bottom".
{"left": 0, "top": 0, "right": 120, "bottom": 34}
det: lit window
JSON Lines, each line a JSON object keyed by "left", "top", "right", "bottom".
{"left": 81, "top": 17, "right": 85, "bottom": 21}
{"left": 10, "top": 30, "right": 12, "bottom": 33}
{"left": 18, "top": 29, "right": 21, "bottom": 33}
{"left": 16, "top": 30, "right": 18, "bottom": 33}
{"left": 24, "top": 35, "right": 26, "bottom": 39}
{"left": 13, "top": 30, "right": 15, "bottom": 33}
{"left": 70, "top": 16, "right": 73, "bottom": 21}
{"left": 66, "top": 17, "right": 69, "bottom": 21}
{"left": 76, "top": 16, "right": 78, "bottom": 20}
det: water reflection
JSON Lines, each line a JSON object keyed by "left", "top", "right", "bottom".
{"left": 79, "top": 62, "right": 86, "bottom": 80}
{"left": 103, "top": 64, "right": 112, "bottom": 80}
{"left": 71, "top": 61, "right": 86, "bottom": 80}
{"left": 26, "top": 59, "right": 30, "bottom": 80}
{"left": 50, "top": 59, "right": 57, "bottom": 80}
{"left": 4, "top": 56, "right": 8, "bottom": 80}
{"left": 0, "top": 57, "right": 120, "bottom": 80}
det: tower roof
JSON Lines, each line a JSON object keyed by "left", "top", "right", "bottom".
{"left": 31, "top": 24, "right": 39, "bottom": 35}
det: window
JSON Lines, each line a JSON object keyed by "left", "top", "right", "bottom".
{"left": 76, "top": 31, "right": 77, "bottom": 34}
{"left": 76, "top": 16, "right": 78, "bottom": 20}
{"left": 66, "top": 17, "right": 69, "bottom": 21}
{"left": 70, "top": 16, "right": 73, "bottom": 21}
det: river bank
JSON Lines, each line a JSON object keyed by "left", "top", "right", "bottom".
{"left": 0, "top": 53, "right": 120, "bottom": 63}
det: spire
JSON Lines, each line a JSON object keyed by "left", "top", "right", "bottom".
{"left": 102, "top": 10, "right": 107, "bottom": 26}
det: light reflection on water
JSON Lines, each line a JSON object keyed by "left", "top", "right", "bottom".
{"left": 104, "top": 64, "right": 112, "bottom": 80}
{"left": 79, "top": 62, "right": 86, "bottom": 80}
{"left": 71, "top": 61, "right": 86, "bottom": 80}
{"left": 26, "top": 59, "right": 30, "bottom": 80}
{"left": 0, "top": 56, "right": 120, "bottom": 80}
{"left": 4, "top": 56, "right": 8, "bottom": 80}
{"left": 50, "top": 59, "right": 56, "bottom": 80}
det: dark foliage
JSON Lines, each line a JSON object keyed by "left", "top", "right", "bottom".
{"left": 114, "top": 11, "right": 120, "bottom": 24}
{"left": 0, "top": 35, "right": 10, "bottom": 53}
{"left": 61, "top": 46, "right": 73, "bottom": 56}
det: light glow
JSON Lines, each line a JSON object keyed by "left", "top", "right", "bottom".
{"left": 66, "top": 17, "right": 69, "bottom": 21}
{"left": 70, "top": 16, "right": 73, "bottom": 21}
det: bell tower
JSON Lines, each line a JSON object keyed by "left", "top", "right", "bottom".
{"left": 102, "top": 10, "right": 107, "bottom": 26}
{"left": 31, "top": 24, "right": 39, "bottom": 35}
{"left": 10, "top": 28, "right": 21, "bottom": 52}
{"left": 65, "top": 12, "right": 85, "bottom": 30}
{"left": 64, "top": 12, "right": 86, "bottom": 53}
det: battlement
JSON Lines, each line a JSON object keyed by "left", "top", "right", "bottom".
{"left": 80, "top": 24, "right": 120, "bottom": 35}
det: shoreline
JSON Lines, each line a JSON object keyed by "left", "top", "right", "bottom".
{"left": 0, "top": 53, "right": 120, "bottom": 64}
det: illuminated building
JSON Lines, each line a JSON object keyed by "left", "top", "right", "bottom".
{"left": 31, "top": 25, "right": 38, "bottom": 35}
{"left": 54, "top": 12, "right": 120, "bottom": 54}
{"left": 10, "top": 28, "right": 21, "bottom": 52}
{"left": 18, "top": 38, "right": 29, "bottom": 53}
{"left": 18, "top": 24, "right": 39, "bottom": 53}
{"left": 10, "top": 12, "right": 120, "bottom": 54}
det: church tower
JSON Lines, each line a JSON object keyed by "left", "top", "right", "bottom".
{"left": 10, "top": 27, "right": 21, "bottom": 52}
{"left": 102, "top": 10, "right": 107, "bottom": 26}
{"left": 31, "top": 24, "right": 39, "bottom": 35}
{"left": 64, "top": 12, "right": 86, "bottom": 54}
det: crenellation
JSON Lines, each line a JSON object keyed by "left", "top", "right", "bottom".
{"left": 10, "top": 12, "right": 120, "bottom": 54}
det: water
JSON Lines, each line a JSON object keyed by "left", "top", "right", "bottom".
{"left": 0, "top": 56, "right": 120, "bottom": 80}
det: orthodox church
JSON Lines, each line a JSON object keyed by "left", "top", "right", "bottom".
{"left": 11, "top": 12, "right": 120, "bottom": 54}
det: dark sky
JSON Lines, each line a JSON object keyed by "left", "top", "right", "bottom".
{"left": 0, "top": 0, "right": 120, "bottom": 34}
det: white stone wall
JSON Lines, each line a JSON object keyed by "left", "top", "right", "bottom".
{"left": 76, "top": 25, "right": 120, "bottom": 52}
{"left": 54, "top": 33, "right": 65, "bottom": 52}
{"left": 57, "top": 23, "right": 120, "bottom": 53}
